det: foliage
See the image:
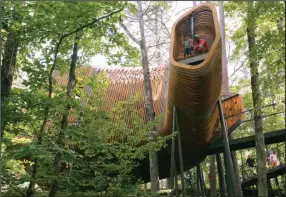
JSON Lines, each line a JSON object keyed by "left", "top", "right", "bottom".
{"left": 1, "top": 1, "right": 169, "bottom": 196}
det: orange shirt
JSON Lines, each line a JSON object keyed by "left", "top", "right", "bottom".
{"left": 194, "top": 38, "right": 209, "bottom": 52}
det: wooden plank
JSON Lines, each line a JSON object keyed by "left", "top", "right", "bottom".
{"left": 178, "top": 53, "right": 208, "bottom": 64}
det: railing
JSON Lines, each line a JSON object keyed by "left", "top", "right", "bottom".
{"left": 240, "top": 145, "right": 285, "bottom": 182}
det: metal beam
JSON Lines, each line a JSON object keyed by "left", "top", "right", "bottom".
{"left": 218, "top": 99, "right": 241, "bottom": 196}
{"left": 169, "top": 107, "right": 176, "bottom": 189}
{"left": 207, "top": 129, "right": 285, "bottom": 155}
{"left": 176, "top": 109, "right": 186, "bottom": 197}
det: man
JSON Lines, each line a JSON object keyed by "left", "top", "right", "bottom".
{"left": 193, "top": 34, "right": 209, "bottom": 54}
{"left": 182, "top": 37, "right": 192, "bottom": 58}
{"left": 246, "top": 154, "right": 255, "bottom": 176}
{"left": 270, "top": 151, "right": 280, "bottom": 168}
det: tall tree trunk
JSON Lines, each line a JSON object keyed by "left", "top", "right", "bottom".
{"left": 229, "top": 134, "right": 243, "bottom": 196}
{"left": 137, "top": 1, "right": 159, "bottom": 195}
{"left": 1, "top": 30, "right": 19, "bottom": 138}
{"left": 247, "top": 2, "right": 268, "bottom": 196}
{"left": 1, "top": 31, "right": 19, "bottom": 102}
{"left": 154, "top": 5, "right": 160, "bottom": 65}
{"left": 26, "top": 36, "right": 65, "bottom": 197}
{"left": 219, "top": 1, "right": 229, "bottom": 93}
{"left": 210, "top": 155, "right": 216, "bottom": 197}
{"left": 219, "top": 1, "right": 243, "bottom": 195}
{"left": 216, "top": 154, "right": 226, "bottom": 197}
{"left": 49, "top": 38, "right": 79, "bottom": 197}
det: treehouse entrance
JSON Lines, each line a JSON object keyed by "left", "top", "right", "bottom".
{"left": 173, "top": 8, "right": 215, "bottom": 62}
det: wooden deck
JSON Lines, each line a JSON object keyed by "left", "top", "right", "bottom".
{"left": 241, "top": 164, "right": 286, "bottom": 188}
{"left": 206, "top": 129, "right": 286, "bottom": 155}
{"left": 178, "top": 52, "right": 208, "bottom": 65}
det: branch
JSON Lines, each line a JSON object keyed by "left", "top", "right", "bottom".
{"left": 120, "top": 23, "right": 140, "bottom": 45}
{"left": 2, "top": 177, "right": 25, "bottom": 197}
{"left": 230, "top": 58, "right": 247, "bottom": 77}
{"left": 62, "top": 8, "right": 124, "bottom": 39}
{"left": 175, "top": 7, "right": 193, "bottom": 15}
{"left": 142, "top": 1, "right": 153, "bottom": 15}
{"left": 143, "top": 18, "right": 171, "bottom": 37}
{"left": 148, "top": 50, "right": 157, "bottom": 62}
{"left": 147, "top": 42, "right": 170, "bottom": 49}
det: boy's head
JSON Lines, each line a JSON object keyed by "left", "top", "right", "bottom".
{"left": 194, "top": 34, "right": 200, "bottom": 42}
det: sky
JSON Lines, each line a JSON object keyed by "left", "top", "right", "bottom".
{"left": 89, "top": 1, "right": 245, "bottom": 81}
{"left": 90, "top": 1, "right": 199, "bottom": 67}
{"left": 14, "top": 1, "right": 247, "bottom": 89}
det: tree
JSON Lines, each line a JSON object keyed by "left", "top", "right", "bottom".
{"left": 209, "top": 155, "right": 216, "bottom": 197}
{"left": 247, "top": 2, "right": 267, "bottom": 196}
{"left": 1, "top": 1, "right": 143, "bottom": 196}
{"left": 225, "top": 1, "right": 285, "bottom": 195}
{"left": 137, "top": 1, "right": 159, "bottom": 194}
{"left": 120, "top": 2, "right": 173, "bottom": 195}
{"left": 219, "top": 1, "right": 243, "bottom": 196}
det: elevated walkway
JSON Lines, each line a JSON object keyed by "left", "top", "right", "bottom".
{"left": 206, "top": 129, "right": 285, "bottom": 155}
{"left": 241, "top": 164, "right": 286, "bottom": 188}
{"left": 178, "top": 53, "right": 208, "bottom": 65}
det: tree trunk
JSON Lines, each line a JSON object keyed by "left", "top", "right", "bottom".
{"left": 216, "top": 154, "right": 226, "bottom": 197}
{"left": 247, "top": 2, "right": 268, "bottom": 196}
{"left": 229, "top": 134, "right": 243, "bottom": 196}
{"left": 49, "top": 38, "right": 79, "bottom": 197}
{"left": 1, "top": 30, "right": 19, "bottom": 137}
{"left": 219, "top": 1, "right": 229, "bottom": 92}
{"left": 219, "top": 1, "right": 243, "bottom": 195}
{"left": 1, "top": 31, "right": 19, "bottom": 102}
{"left": 26, "top": 35, "right": 65, "bottom": 197}
{"left": 210, "top": 155, "right": 216, "bottom": 197}
{"left": 137, "top": 1, "right": 159, "bottom": 195}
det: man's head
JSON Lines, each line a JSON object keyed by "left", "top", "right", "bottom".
{"left": 248, "top": 154, "right": 251, "bottom": 158}
{"left": 194, "top": 34, "right": 200, "bottom": 42}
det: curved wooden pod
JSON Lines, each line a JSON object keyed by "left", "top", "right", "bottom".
{"left": 160, "top": 3, "right": 222, "bottom": 145}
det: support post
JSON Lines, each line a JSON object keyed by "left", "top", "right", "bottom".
{"left": 174, "top": 170, "right": 179, "bottom": 197}
{"left": 216, "top": 153, "right": 226, "bottom": 197}
{"left": 267, "top": 179, "right": 272, "bottom": 191}
{"left": 198, "top": 165, "right": 206, "bottom": 197}
{"left": 175, "top": 109, "right": 186, "bottom": 197}
{"left": 274, "top": 177, "right": 282, "bottom": 197}
{"left": 196, "top": 166, "right": 200, "bottom": 197}
{"left": 223, "top": 153, "right": 234, "bottom": 197}
{"left": 217, "top": 99, "right": 241, "bottom": 196}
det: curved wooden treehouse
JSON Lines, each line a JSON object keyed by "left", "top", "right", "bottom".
{"left": 54, "top": 3, "right": 244, "bottom": 181}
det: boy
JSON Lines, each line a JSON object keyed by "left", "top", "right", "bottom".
{"left": 182, "top": 37, "right": 193, "bottom": 58}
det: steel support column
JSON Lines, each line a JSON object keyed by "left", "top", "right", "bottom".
{"left": 175, "top": 109, "right": 186, "bottom": 197}
{"left": 274, "top": 177, "right": 282, "bottom": 197}
{"left": 169, "top": 107, "right": 179, "bottom": 196}
{"left": 197, "top": 165, "right": 206, "bottom": 197}
{"left": 217, "top": 99, "right": 241, "bottom": 196}
{"left": 196, "top": 165, "right": 200, "bottom": 197}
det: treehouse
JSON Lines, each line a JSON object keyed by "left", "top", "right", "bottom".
{"left": 53, "top": 3, "right": 244, "bottom": 182}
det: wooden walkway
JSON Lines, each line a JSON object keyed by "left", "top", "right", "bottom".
{"left": 206, "top": 129, "right": 285, "bottom": 155}
{"left": 241, "top": 164, "right": 286, "bottom": 188}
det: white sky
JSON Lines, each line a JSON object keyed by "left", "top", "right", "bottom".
{"left": 14, "top": 1, "right": 245, "bottom": 88}
{"left": 90, "top": 1, "right": 201, "bottom": 67}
